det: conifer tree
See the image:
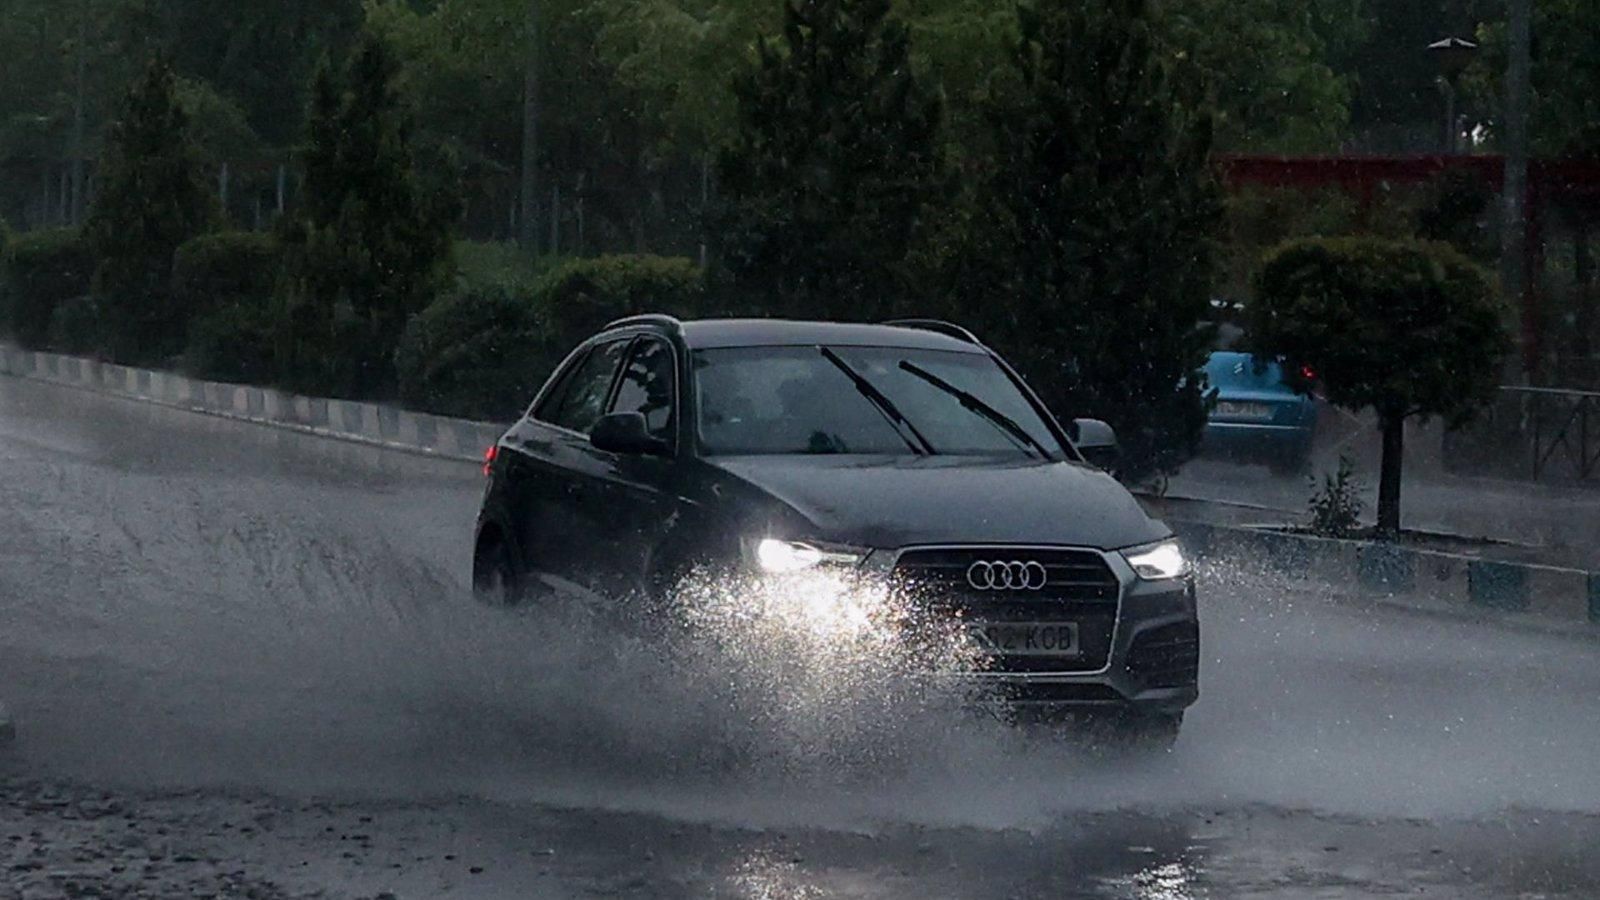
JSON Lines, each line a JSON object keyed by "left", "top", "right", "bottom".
{"left": 967, "top": 0, "right": 1222, "bottom": 481}
{"left": 276, "top": 33, "right": 454, "bottom": 397}
{"left": 715, "top": 0, "right": 946, "bottom": 321}
{"left": 86, "top": 57, "right": 213, "bottom": 365}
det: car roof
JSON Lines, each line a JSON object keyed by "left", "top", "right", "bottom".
{"left": 674, "top": 319, "right": 985, "bottom": 353}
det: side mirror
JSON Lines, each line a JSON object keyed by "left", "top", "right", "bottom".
{"left": 1071, "top": 418, "right": 1120, "bottom": 470}
{"left": 590, "top": 412, "right": 669, "bottom": 456}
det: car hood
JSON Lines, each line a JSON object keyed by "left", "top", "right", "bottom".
{"left": 706, "top": 455, "right": 1168, "bottom": 551}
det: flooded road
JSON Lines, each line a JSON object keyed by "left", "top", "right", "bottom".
{"left": 3, "top": 375, "right": 1599, "bottom": 898}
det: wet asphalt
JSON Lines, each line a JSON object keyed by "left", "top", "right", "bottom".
{"left": 3, "top": 375, "right": 1600, "bottom": 899}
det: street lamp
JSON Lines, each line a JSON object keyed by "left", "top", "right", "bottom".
{"left": 1429, "top": 36, "right": 1479, "bottom": 154}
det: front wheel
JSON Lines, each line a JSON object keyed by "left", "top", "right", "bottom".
{"left": 472, "top": 540, "right": 523, "bottom": 607}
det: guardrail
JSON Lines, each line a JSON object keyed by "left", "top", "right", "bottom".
{"left": 0, "top": 343, "right": 506, "bottom": 463}
{"left": 1443, "top": 385, "right": 1600, "bottom": 483}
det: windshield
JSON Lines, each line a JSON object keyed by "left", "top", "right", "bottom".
{"left": 693, "top": 346, "right": 1061, "bottom": 457}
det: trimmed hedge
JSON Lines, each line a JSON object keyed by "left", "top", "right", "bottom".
{"left": 174, "top": 232, "right": 280, "bottom": 383}
{"left": 1, "top": 228, "right": 94, "bottom": 350}
{"left": 397, "top": 254, "right": 709, "bottom": 422}
{"left": 538, "top": 255, "right": 708, "bottom": 355}
{"left": 186, "top": 300, "right": 278, "bottom": 385}
{"left": 395, "top": 282, "right": 546, "bottom": 421}
{"left": 48, "top": 295, "right": 103, "bottom": 355}
{"left": 173, "top": 231, "right": 278, "bottom": 313}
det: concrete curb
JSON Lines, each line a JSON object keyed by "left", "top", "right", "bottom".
{"left": 1171, "top": 519, "right": 1600, "bottom": 631}
{"left": 0, "top": 343, "right": 506, "bottom": 465}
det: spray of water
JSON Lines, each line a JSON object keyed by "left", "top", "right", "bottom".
{"left": 9, "top": 489, "right": 1600, "bottom": 834}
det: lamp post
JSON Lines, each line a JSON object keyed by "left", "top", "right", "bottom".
{"left": 1428, "top": 37, "right": 1479, "bottom": 154}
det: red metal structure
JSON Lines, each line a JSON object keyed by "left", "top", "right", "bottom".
{"left": 1217, "top": 154, "right": 1600, "bottom": 376}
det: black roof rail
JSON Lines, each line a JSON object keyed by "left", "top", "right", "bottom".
{"left": 882, "top": 318, "right": 983, "bottom": 345}
{"left": 603, "top": 313, "right": 683, "bottom": 333}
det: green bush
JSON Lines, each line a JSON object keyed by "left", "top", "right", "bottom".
{"left": 537, "top": 255, "right": 707, "bottom": 356}
{"left": 173, "top": 232, "right": 280, "bottom": 384}
{"left": 394, "top": 256, "right": 708, "bottom": 422}
{"left": 454, "top": 240, "right": 551, "bottom": 291}
{"left": 395, "top": 282, "right": 546, "bottom": 421}
{"left": 48, "top": 295, "right": 104, "bottom": 355}
{"left": 1, "top": 228, "right": 94, "bottom": 349}
{"left": 173, "top": 231, "right": 279, "bottom": 314}
{"left": 186, "top": 301, "right": 278, "bottom": 385}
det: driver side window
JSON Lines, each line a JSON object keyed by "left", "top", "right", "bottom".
{"left": 536, "top": 340, "right": 629, "bottom": 434}
{"left": 608, "top": 338, "right": 676, "bottom": 441}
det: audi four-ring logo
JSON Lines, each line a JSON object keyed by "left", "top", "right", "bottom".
{"left": 966, "top": 560, "right": 1048, "bottom": 591}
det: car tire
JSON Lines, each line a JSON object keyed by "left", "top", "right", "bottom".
{"left": 472, "top": 539, "right": 523, "bottom": 607}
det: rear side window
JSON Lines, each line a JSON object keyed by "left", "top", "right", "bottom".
{"left": 609, "top": 339, "right": 676, "bottom": 440}
{"left": 536, "top": 340, "right": 629, "bottom": 433}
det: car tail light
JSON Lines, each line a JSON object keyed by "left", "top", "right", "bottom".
{"left": 483, "top": 445, "right": 497, "bottom": 477}
{"left": 1300, "top": 364, "right": 1317, "bottom": 381}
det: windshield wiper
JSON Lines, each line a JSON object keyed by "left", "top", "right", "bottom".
{"left": 897, "top": 360, "right": 1054, "bottom": 460}
{"left": 819, "top": 346, "right": 936, "bottom": 455}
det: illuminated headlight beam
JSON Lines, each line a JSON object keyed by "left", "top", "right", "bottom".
{"left": 754, "top": 538, "right": 866, "bottom": 573}
{"left": 1121, "top": 539, "right": 1190, "bottom": 581}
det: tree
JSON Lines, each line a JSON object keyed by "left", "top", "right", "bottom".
{"left": 1161, "top": 0, "right": 1357, "bottom": 153}
{"left": 957, "top": 0, "right": 1222, "bottom": 483}
{"left": 1249, "top": 237, "right": 1508, "bottom": 533}
{"left": 584, "top": 0, "right": 780, "bottom": 154}
{"left": 84, "top": 56, "right": 213, "bottom": 365}
{"left": 1463, "top": 0, "right": 1599, "bottom": 158}
{"left": 713, "top": 0, "right": 947, "bottom": 321}
{"left": 275, "top": 32, "right": 455, "bottom": 398}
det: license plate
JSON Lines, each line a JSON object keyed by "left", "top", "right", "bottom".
{"left": 1215, "top": 401, "right": 1273, "bottom": 421}
{"left": 969, "top": 622, "right": 1080, "bottom": 657}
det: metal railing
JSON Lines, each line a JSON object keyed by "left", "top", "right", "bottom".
{"left": 1491, "top": 386, "right": 1600, "bottom": 482}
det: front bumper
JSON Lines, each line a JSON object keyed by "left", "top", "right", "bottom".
{"left": 864, "top": 546, "right": 1200, "bottom": 716}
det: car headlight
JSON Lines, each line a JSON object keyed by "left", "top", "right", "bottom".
{"left": 1121, "top": 539, "right": 1190, "bottom": 580}
{"left": 753, "top": 538, "right": 867, "bottom": 573}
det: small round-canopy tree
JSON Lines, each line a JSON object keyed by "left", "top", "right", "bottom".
{"left": 1248, "top": 237, "right": 1508, "bottom": 534}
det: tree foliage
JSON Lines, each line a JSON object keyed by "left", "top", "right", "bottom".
{"left": 1163, "top": 0, "right": 1357, "bottom": 153}
{"left": 714, "top": 0, "right": 947, "bottom": 322}
{"left": 84, "top": 56, "right": 213, "bottom": 365}
{"left": 274, "top": 32, "right": 455, "bottom": 398}
{"left": 956, "top": 0, "right": 1222, "bottom": 482}
{"left": 1249, "top": 236, "right": 1508, "bottom": 531}
{"left": 1467, "top": 0, "right": 1600, "bottom": 157}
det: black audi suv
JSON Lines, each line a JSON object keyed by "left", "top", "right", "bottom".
{"left": 473, "top": 316, "right": 1199, "bottom": 741}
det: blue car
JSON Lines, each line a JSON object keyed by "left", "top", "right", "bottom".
{"left": 1201, "top": 351, "right": 1319, "bottom": 473}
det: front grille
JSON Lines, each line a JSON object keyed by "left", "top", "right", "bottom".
{"left": 892, "top": 547, "right": 1121, "bottom": 672}
{"left": 892, "top": 547, "right": 1119, "bottom": 602}
{"left": 1126, "top": 622, "right": 1200, "bottom": 688}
